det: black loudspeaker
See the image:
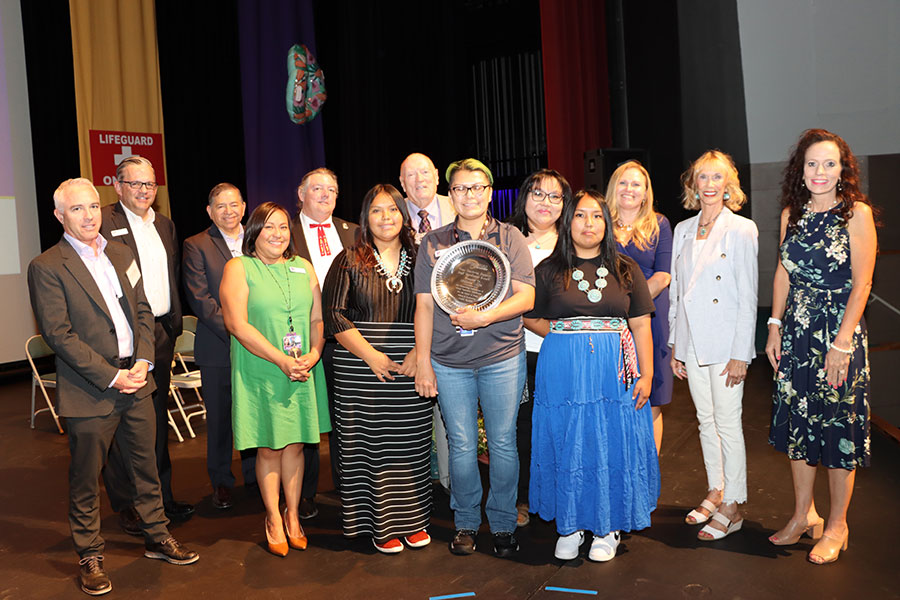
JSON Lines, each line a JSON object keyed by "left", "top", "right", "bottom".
{"left": 583, "top": 148, "right": 649, "bottom": 195}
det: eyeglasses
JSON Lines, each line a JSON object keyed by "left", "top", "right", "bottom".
{"left": 530, "top": 189, "right": 563, "bottom": 205}
{"left": 119, "top": 180, "right": 159, "bottom": 191}
{"left": 450, "top": 183, "right": 490, "bottom": 196}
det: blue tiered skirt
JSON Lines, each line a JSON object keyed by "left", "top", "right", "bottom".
{"left": 530, "top": 323, "right": 660, "bottom": 536}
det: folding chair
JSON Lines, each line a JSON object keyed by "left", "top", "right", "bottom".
{"left": 25, "top": 335, "right": 64, "bottom": 434}
{"left": 168, "top": 330, "right": 206, "bottom": 440}
{"left": 179, "top": 315, "right": 198, "bottom": 364}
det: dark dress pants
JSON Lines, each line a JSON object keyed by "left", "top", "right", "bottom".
{"left": 517, "top": 351, "right": 538, "bottom": 504}
{"left": 103, "top": 319, "right": 177, "bottom": 510}
{"left": 67, "top": 393, "right": 170, "bottom": 558}
{"left": 300, "top": 340, "right": 339, "bottom": 498}
{"left": 201, "top": 364, "right": 256, "bottom": 487}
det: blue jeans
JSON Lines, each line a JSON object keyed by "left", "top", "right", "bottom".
{"left": 433, "top": 352, "right": 525, "bottom": 533}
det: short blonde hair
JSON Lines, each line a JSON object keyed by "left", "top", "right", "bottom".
{"left": 680, "top": 150, "right": 746, "bottom": 211}
{"left": 605, "top": 160, "right": 659, "bottom": 251}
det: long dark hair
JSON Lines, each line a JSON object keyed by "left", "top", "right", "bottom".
{"left": 243, "top": 202, "right": 296, "bottom": 259}
{"left": 350, "top": 183, "right": 417, "bottom": 272}
{"left": 505, "top": 168, "right": 573, "bottom": 235}
{"left": 781, "top": 128, "right": 872, "bottom": 229}
{"left": 542, "top": 189, "right": 632, "bottom": 290}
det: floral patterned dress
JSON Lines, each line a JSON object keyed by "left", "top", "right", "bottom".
{"left": 769, "top": 209, "right": 870, "bottom": 469}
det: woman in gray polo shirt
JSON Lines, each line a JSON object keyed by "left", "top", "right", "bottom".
{"left": 414, "top": 158, "right": 535, "bottom": 558}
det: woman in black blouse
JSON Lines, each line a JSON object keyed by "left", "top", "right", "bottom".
{"left": 524, "top": 190, "right": 660, "bottom": 563}
{"left": 322, "top": 184, "right": 432, "bottom": 554}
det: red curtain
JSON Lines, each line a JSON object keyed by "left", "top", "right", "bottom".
{"left": 540, "top": 0, "right": 611, "bottom": 191}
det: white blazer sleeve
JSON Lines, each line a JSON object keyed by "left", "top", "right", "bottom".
{"left": 729, "top": 219, "right": 759, "bottom": 363}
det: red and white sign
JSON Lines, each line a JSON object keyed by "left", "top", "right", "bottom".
{"left": 89, "top": 130, "right": 166, "bottom": 186}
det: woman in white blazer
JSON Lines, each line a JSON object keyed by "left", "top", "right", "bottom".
{"left": 669, "top": 150, "right": 758, "bottom": 541}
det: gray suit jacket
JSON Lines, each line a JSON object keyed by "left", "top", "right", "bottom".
{"left": 100, "top": 202, "right": 183, "bottom": 340}
{"left": 182, "top": 225, "right": 232, "bottom": 367}
{"left": 27, "top": 238, "right": 157, "bottom": 417}
{"left": 668, "top": 207, "right": 759, "bottom": 366}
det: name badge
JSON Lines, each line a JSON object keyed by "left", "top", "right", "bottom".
{"left": 111, "top": 228, "right": 129, "bottom": 237}
{"left": 434, "top": 248, "right": 447, "bottom": 258}
{"left": 125, "top": 260, "right": 141, "bottom": 288}
{"left": 456, "top": 326, "right": 475, "bottom": 337}
{"left": 289, "top": 266, "right": 306, "bottom": 273}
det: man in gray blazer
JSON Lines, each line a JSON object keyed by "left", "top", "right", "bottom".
{"left": 399, "top": 152, "right": 456, "bottom": 494}
{"left": 289, "top": 167, "right": 359, "bottom": 518}
{"left": 100, "top": 156, "right": 194, "bottom": 532}
{"left": 182, "top": 183, "right": 256, "bottom": 509}
{"left": 28, "top": 179, "right": 198, "bottom": 596}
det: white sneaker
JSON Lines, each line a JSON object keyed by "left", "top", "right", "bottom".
{"left": 554, "top": 530, "right": 585, "bottom": 560}
{"left": 588, "top": 531, "right": 620, "bottom": 562}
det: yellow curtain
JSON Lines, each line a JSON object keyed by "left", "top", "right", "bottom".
{"left": 69, "top": 0, "right": 170, "bottom": 216}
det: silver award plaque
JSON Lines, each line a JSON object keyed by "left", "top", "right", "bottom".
{"left": 431, "top": 240, "right": 511, "bottom": 314}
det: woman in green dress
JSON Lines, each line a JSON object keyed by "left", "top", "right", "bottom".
{"left": 221, "top": 202, "right": 330, "bottom": 557}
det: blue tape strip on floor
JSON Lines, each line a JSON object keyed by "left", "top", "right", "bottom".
{"left": 429, "top": 593, "right": 476, "bottom": 600}
{"left": 545, "top": 586, "right": 598, "bottom": 595}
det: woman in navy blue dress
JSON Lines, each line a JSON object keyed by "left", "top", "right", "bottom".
{"left": 765, "top": 129, "right": 877, "bottom": 565}
{"left": 606, "top": 161, "right": 673, "bottom": 453}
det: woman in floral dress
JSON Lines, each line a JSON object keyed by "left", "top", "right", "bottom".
{"left": 766, "top": 129, "right": 877, "bottom": 565}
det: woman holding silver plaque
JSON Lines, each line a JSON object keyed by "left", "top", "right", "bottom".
{"left": 414, "top": 158, "right": 535, "bottom": 558}
{"left": 221, "top": 202, "right": 330, "bottom": 557}
{"left": 322, "top": 184, "right": 432, "bottom": 554}
{"left": 505, "top": 168, "right": 573, "bottom": 527}
{"left": 524, "top": 190, "right": 658, "bottom": 563}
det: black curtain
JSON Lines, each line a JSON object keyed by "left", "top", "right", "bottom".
{"left": 21, "top": 0, "right": 80, "bottom": 252}
{"left": 155, "top": 0, "right": 248, "bottom": 242}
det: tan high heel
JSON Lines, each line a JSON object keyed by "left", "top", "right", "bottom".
{"left": 284, "top": 507, "right": 308, "bottom": 550}
{"left": 265, "top": 516, "right": 289, "bottom": 557}
{"left": 769, "top": 517, "right": 825, "bottom": 546}
{"left": 808, "top": 530, "right": 848, "bottom": 564}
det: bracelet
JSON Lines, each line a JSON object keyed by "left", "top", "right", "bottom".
{"left": 766, "top": 317, "right": 782, "bottom": 327}
{"left": 830, "top": 342, "right": 852, "bottom": 354}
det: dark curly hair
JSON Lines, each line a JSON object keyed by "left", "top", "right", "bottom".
{"left": 781, "top": 128, "right": 873, "bottom": 229}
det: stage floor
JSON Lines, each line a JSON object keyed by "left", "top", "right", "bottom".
{"left": 1, "top": 362, "right": 897, "bottom": 599}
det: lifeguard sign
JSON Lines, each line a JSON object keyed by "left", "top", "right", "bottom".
{"left": 89, "top": 130, "right": 166, "bottom": 186}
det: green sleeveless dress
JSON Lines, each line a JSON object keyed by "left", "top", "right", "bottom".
{"left": 231, "top": 255, "right": 330, "bottom": 450}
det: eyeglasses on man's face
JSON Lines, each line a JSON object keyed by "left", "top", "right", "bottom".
{"left": 119, "top": 180, "right": 159, "bottom": 191}
{"left": 450, "top": 183, "right": 490, "bottom": 197}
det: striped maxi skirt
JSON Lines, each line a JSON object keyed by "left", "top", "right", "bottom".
{"left": 332, "top": 321, "right": 433, "bottom": 542}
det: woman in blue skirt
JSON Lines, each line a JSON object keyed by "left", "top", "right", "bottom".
{"left": 524, "top": 190, "right": 660, "bottom": 562}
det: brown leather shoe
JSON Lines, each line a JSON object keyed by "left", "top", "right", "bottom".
{"left": 78, "top": 555, "right": 111, "bottom": 595}
{"left": 144, "top": 537, "right": 200, "bottom": 565}
{"left": 118, "top": 506, "right": 143, "bottom": 537}
{"left": 212, "top": 486, "right": 233, "bottom": 510}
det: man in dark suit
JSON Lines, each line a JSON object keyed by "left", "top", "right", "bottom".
{"left": 100, "top": 156, "right": 194, "bottom": 531}
{"left": 290, "top": 167, "right": 358, "bottom": 518}
{"left": 182, "top": 183, "right": 256, "bottom": 509}
{"left": 28, "top": 178, "right": 198, "bottom": 596}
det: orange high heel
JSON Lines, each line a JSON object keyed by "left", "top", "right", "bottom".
{"left": 265, "top": 516, "right": 289, "bottom": 557}
{"left": 769, "top": 517, "right": 825, "bottom": 546}
{"left": 808, "top": 530, "right": 848, "bottom": 564}
{"left": 284, "top": 507, "right": 308, "bottom": 550}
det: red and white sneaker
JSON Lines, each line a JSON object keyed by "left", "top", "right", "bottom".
{"left": 404, "top": 530, "right": 432, "bottom": 548}
{"left": 373, "top": 538, "right": 404, "bottom": 554}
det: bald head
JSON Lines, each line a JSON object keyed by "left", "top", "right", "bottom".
{"left": 399, "top": 153, "right": 439, "bottom": 208}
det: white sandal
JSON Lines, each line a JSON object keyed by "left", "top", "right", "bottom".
{"left": 685, "top": 499, "right": 718, "bottom": 525}
{"left": 698, "top": 511, "right": 743, "bottom": 541}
